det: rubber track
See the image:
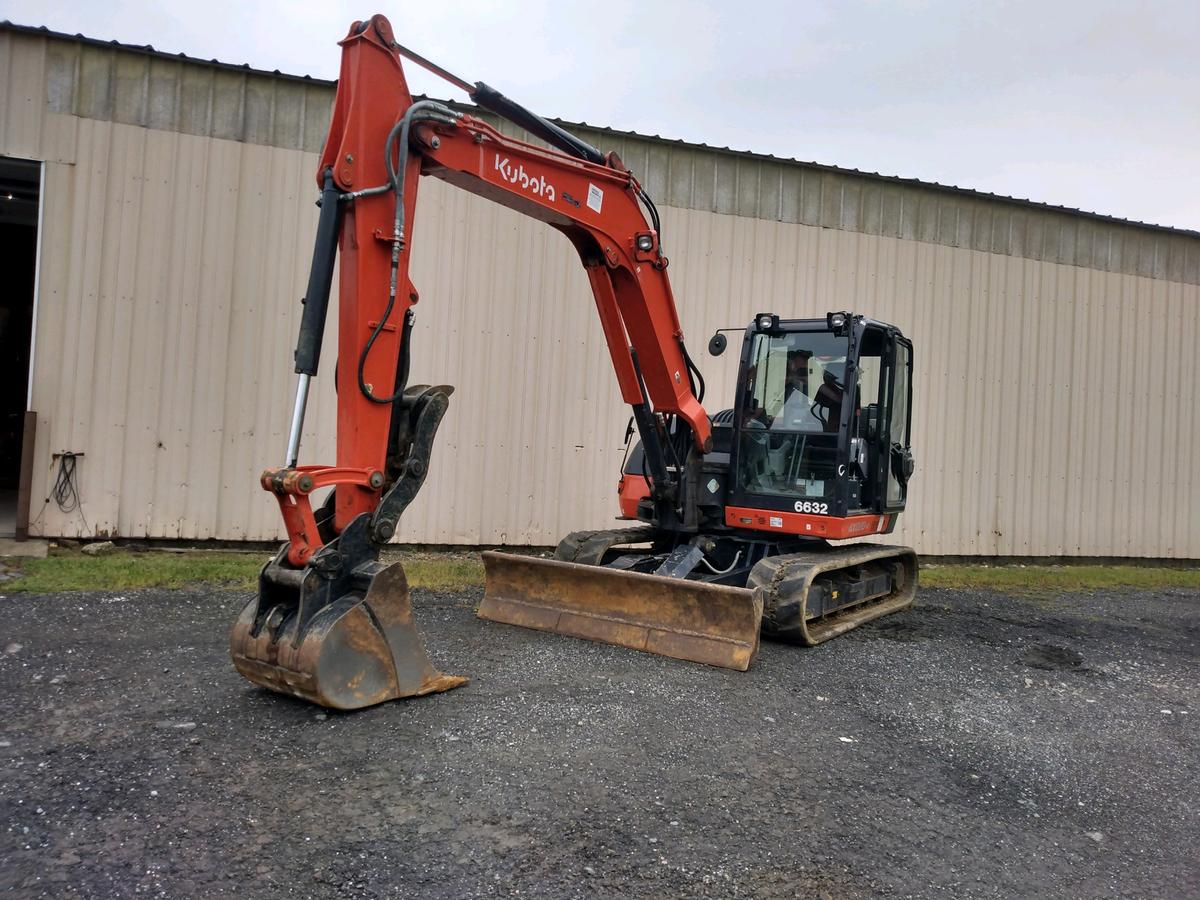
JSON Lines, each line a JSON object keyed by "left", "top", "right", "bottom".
{"left": 747, "top": 543, "right": 918, "bottom": 645}
{"left": 554, "top": 526, "right": 659, "bottom": 566}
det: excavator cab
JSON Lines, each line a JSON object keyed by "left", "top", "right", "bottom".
{"left": 613, "top": 312, "right": 914, "bottom": 531}
{"left": 728, "top": 312, "right": 914, "bottom": 530}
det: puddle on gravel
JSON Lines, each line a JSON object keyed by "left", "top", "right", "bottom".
{"left": 1022, "top": 643, "right": 1086, "bottom": 672}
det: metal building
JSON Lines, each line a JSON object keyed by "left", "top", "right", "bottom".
{"left": 1, "top": 24, "right": 1197, "bottom": 558}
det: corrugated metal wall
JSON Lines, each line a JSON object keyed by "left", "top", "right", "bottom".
{"left": 3, "top": 28, "right": 1198, "bottom": 557}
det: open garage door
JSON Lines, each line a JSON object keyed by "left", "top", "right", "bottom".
{"left": 0, "top": 157, "right": 40, "bottom": 539}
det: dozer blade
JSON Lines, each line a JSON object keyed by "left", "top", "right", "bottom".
{"left": 478, "top": 551, "right": 762, "bottom": 670}
{"left": 231, "top": 559, "right": 466, "bottom": 710}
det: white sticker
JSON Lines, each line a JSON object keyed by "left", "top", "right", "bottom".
{"left": 707, "top": 478, "right": 719, "bottom": 494}
{"left": 769, "top": 516, "right": 783, "bottom": 528}
{"left": 587, "top": 183, "right": 603, "bottom": 213}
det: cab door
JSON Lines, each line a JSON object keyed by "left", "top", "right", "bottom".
{"left": 881, "top": 334, "right": 914, "bottom": 511}
{"left": 849, "top": 323, "right": 913, "bottom": 514}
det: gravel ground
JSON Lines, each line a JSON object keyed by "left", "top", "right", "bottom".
{"left": 0, "top": 581, "right": 1197, "bottom": 898}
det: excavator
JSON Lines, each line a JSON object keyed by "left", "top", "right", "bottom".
{"left": 229, "top": 14, "right": 918, "bottom": 709}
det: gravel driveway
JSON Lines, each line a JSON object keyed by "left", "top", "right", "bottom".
{"left": 1, "top": 581, "right": 1196, "bottom": 898}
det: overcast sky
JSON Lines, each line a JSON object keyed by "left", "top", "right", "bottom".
{"left": 6, "top": 0, "right": 1197, "bottom": 230}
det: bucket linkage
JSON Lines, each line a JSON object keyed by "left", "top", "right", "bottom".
{"left": 231, "top": 386, "right": 466, "bottom": 710}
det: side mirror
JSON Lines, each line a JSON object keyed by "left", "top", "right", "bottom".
{"left": 891, "top": 443, "right": 914, "bottom": 484}
{"left": 708, "top": 333, "right": 728, "bottom": 356}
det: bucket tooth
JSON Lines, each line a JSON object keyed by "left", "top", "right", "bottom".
{"left": 231, "top": 556, "right": 466, "bottom": 710}
{"left": 478, "top": 551, "right": 762, "bottom": 671}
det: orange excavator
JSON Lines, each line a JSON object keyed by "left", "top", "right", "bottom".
{"left": 230, "top": 14, "right": 918, "bottom": 709}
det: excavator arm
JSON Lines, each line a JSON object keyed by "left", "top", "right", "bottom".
{"left": 271, "top": 15, "right": 709, "bottom": 568}
{"left": 230, "top": 15, "right": 741, "bottom": 709}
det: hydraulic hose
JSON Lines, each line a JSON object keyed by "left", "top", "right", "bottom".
{"left": 357, "top": 101, "right": 461, "bottom": 405}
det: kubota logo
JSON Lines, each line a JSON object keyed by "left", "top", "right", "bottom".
{"left": 495, "top": 154, "right": 556, "bottom": 202}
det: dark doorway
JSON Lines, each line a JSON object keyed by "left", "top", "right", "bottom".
{"left": 0, "top": 157, "right": 40, "bottom": 538}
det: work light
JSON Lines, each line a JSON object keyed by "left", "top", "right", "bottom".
{"left": 755, "top": 313, "right": 779, "bottom": 332}
{"left": 826, "top": 311, "right": 850, "bottom": 335}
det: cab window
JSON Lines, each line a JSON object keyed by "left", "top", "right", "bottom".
{"left": 738, "top": 331, "right": 849, "bottom": 501}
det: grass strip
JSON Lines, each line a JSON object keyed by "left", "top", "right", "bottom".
{"left": 919, "top": 564, "right": 1200, "bottom": 592}
{"left": 0, "top": 549, "right": 488, "bottom": 594}
{"left": 1, "top": 550, "right": 1194, "bottom": 595}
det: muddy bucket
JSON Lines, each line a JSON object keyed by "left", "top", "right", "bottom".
{"left": 231, "top": 558, "right": 466, "bottom": 710}
{"left": 478, "top": 551, "right": 762, "bottom": 670}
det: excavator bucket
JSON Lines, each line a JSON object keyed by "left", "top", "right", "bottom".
{"left": 478, "top": 551, "right": 762, "bottom": 670}
{"left": 231, "top": 555, "right": 466, "bottom": 710}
